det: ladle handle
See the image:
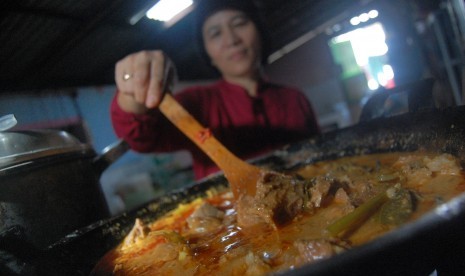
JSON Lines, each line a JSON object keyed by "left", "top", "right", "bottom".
{"left": 159, "top": 94, "right": 260, "bottom": 197}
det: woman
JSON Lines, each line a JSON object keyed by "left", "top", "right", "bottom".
{"left": 111, "top": 0, "right": 320, "bottom": 180}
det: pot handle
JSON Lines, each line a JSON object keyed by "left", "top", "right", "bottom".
{"left": 93, "top": 139, "right": 130, "bottom": 174}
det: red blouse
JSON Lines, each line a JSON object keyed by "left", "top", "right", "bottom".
{"left": 111, "top": 79, "right": 320, "bottom": 180}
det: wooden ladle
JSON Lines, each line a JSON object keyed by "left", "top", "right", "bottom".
{"left": 159, "top": 93, "right": 262, "bottom": 198}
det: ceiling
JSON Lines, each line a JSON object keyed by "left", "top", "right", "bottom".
{"left": 1, "top": 0, "right": 367, "bottom": 92}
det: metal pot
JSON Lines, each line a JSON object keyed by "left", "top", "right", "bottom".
{"left": 0, "top": 130, "right": 128, "bottom": 250}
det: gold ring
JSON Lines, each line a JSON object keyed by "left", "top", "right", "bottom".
{"left": 123, "top": 73, "right": 133, "bottom": 81}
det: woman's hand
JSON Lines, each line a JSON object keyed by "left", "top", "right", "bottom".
{"left": 115, "top": 50, "right": 172, "bottom": 114}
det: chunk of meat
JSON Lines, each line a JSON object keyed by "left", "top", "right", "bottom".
{"left": 293, "top": 238, "right": 350, "bottom": 265}
{"left": 186, "top": 203, "right": 225, "bottom": 234}
{"left": 122, "top": 218, "right": 150, "bottom": 249}
{"left": 236, "top": 171, "right": 339, "bottom": 228}
{"left": 392, "top": 154, "right": 461, "bottom": 176}
{"left": 334, "top": 188, "right": 351, "bottom": 204}
{"left": 424, "top": 154, "right": 461, "bottom": 175}
{"left": 307, "top": 177, "right": 331, "bottom": 207}
{"left": 116, "top": 234, "right": 195, "bottom": 275}
{"left": 110, "top": 220, "right": 195, "bottom": 276}
{"left": 216, "top": 247, "right": 271, "bottom": 276}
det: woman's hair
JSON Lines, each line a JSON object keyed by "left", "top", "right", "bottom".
{"left": 192, "top": 0, "right": 271, "bottom": 70}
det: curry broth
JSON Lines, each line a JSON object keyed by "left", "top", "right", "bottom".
{"left": 92, "top": 152, "right": 465, "bottom": 276}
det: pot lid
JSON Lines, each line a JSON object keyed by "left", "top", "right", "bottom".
{"left": 0, "top": 129, "right": 92, "bottom": 168}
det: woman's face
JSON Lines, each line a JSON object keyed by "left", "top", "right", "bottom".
{"left": 202, "top": 9, "right": 262, "bottom": 79}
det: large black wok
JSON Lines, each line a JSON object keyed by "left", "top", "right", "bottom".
{"left": 14, "top": 105, "right": 465, "bottom": 275}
